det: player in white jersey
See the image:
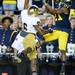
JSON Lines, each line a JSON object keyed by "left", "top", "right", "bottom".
{"left": 12, "top": 5, "right": 40, "bottom": 75}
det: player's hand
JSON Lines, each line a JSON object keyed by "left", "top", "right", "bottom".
{"left": 25, "top": 47, "right": 32, "bottom": 54}
{"left": 44, "top": 2, "right": 48, "bottom": 6}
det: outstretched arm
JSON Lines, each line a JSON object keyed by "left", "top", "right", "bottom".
{"left": 24, "top": 0, "right": 29, "bottom": 9}
{"left": 33, "top": 25, "right": 46, "bottom": 35}
{"left": 44, "top": 3, "right": 68, "bottom": 15}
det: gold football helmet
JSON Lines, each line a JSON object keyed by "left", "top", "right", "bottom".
{"left": 28, "top": 5, "right": 39, "bottom": 16}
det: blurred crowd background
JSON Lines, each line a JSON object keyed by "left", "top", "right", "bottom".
{"left": 0, "top": 0, "right": 75, "bottom": 30}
